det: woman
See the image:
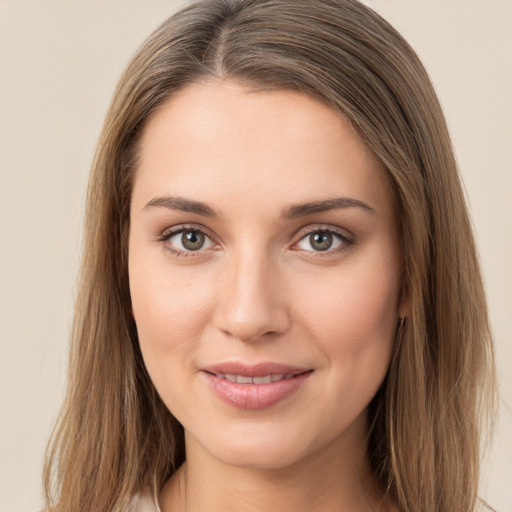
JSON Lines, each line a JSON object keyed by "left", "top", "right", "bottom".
{"left": 43, "top": 1, "right": 496, "bottom": 511}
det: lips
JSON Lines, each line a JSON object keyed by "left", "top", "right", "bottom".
{"left": 202, "top": 361, "right": 310, "bottom": 378}
{"left": 201, "top": 362, "right": 313, "bottom": 410}
{"left": 214, "top": 373, "right": 298, "bottom": 384}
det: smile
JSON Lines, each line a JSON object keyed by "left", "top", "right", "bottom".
{"left": 201, "top": 363, "right": 313, "bottom": 410}
{"left": 212, "top": 373, "right": 300, "bottom": 384}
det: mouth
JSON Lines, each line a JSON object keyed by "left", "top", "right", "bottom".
{"left": 201, "top": 362, "right": 313, "bottom": 410}
{"left": 205, "top": 371, "right": 310, "bottom": 385}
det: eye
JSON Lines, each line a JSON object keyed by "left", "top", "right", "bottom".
{"left": 295, "top": 228, "right": 350, "bottom": 253}
{"left": 160, "top": 227, "right": 216, "bottom": 256}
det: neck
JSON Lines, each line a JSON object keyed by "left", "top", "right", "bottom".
{"left": 159, "top": 413, "right": 393, "bottom": 512}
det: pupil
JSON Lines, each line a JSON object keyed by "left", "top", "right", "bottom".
{"left": 310, "top": 232, "right": 332, "bottom": 251}
{"left": 182, "top": 231, "right": 204, "bottom": 251}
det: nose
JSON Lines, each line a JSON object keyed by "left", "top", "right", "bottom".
{"left": 214, "top": 248, "right": 291, "bottom": 342}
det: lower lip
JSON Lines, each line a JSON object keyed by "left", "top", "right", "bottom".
{"left": 203, "top": 371, "right": 313, "bottom": 410}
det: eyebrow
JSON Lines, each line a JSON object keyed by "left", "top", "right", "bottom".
{"left": 144, "top": 196, "right": 218, "bottom": 217}
{"left": 143, "top": 195, "right": 375, "bottom": 218}
{"left": 282, "top": 197, "right": 375, "bottom": 219}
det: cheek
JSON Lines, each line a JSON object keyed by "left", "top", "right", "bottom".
{"left": 294, "top": 256, "right": 400, "bottom": 374}
{"left": 129, "top": 248, "right": 215, "bottom": 384}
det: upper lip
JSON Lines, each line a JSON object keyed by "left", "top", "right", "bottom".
{"left": 202, "top": 361, "right": 311, "bottom": 377}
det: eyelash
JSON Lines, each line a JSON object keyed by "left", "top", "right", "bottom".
{"left": 157, "top": 225, "right": 218, "bottom": 259}
{"left": 157, "top": 224, "right": 354, "bottom": 259}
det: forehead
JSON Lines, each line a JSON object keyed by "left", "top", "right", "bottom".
{"left": 132, "top": 80, "right": 393, "bottom": 218}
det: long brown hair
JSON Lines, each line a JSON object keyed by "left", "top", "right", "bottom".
{"left": 43, "top": 1, "right": 496, "bottom": 510}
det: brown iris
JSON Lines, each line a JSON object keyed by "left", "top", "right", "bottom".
{"left": 181, "top": 231, "right": 205, "bottom": 251}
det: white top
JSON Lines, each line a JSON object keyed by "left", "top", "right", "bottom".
{"left": 131, "top": 489, "right": 162, "bottom": 512}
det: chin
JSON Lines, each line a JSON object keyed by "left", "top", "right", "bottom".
{"left": 210, "top": 440, "right": 309, "bottom": 470}
{"left": 185, "top": 416, "right": 353, "bottom": 472}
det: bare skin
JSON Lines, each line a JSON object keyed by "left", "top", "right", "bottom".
{"left": 129, "top": 80, "right": 404, "bottom": 512}
{"left": 159, "top": 419, "right": 396, "bottom": 512}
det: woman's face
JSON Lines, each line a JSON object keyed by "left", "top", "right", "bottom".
{"left": 129, "top": 81, "right": 404, "bottom": 470}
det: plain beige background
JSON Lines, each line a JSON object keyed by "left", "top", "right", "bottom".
{"left": 0, "top": 1, "right": 510, "bottom": 511}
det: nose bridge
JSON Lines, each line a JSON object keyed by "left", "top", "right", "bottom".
{"left": 215, "top": 243, "right": 289, "bottom": 342}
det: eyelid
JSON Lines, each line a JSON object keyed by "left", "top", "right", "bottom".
{"left": 160, "top": 223, "right": 213, "bottom": 240}
{"left": 291, "top": 224, "right": 354, "bottom": 254}
{"left": 294, "top": 223, "right": 353, "bottom": 239}
{"left": 157, "top": 223, "right": 220, "bottom": 258}
{"left": 157, "top": 223, "right": 354, "bottom": 258}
